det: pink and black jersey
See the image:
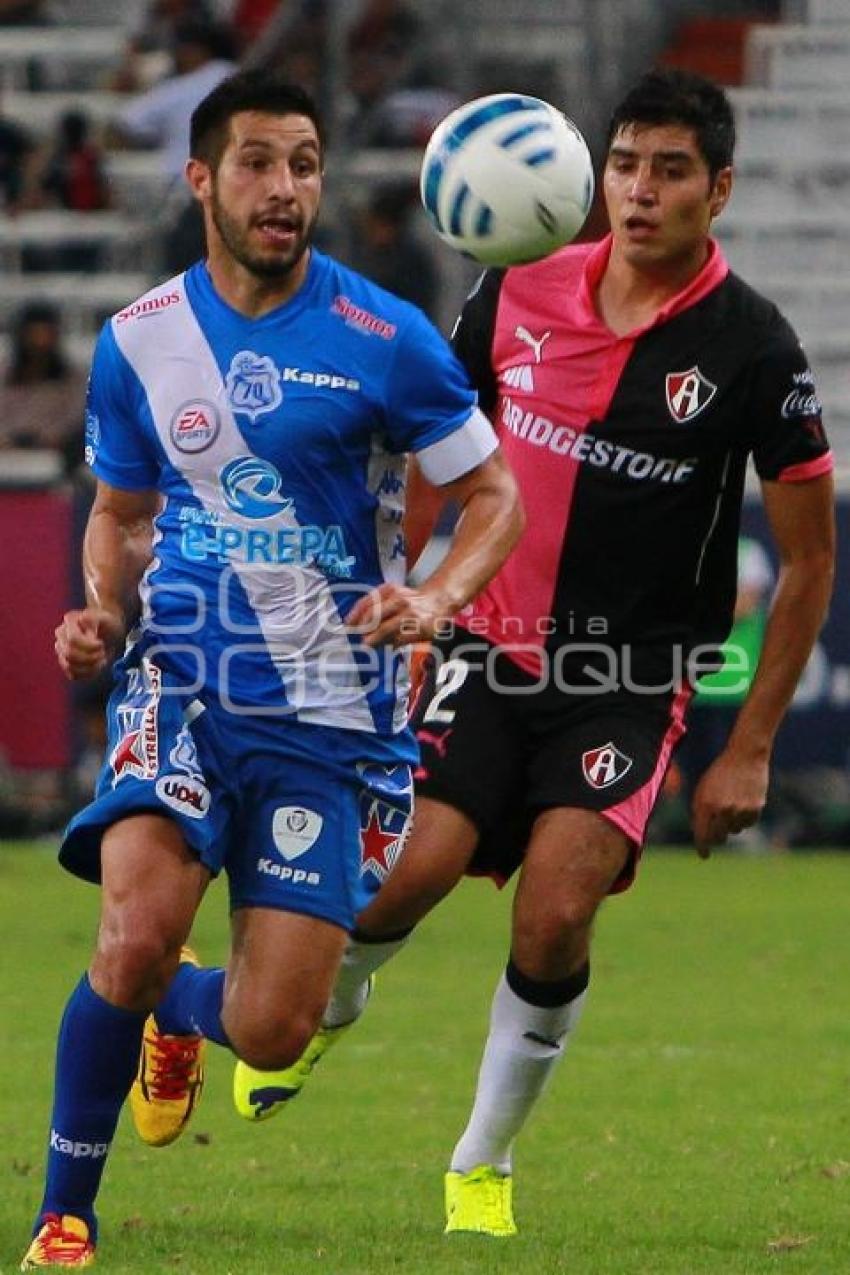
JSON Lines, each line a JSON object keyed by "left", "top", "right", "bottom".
{"left": 452, "top": 235, "right": 832, "bottom": 684}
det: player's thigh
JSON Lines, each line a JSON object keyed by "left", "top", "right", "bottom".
{"left": 225, "top": 725, "right": 414, "bottom": 933}
{"left": 511, "top": 807, "right": 630, "bottom": 977}
{"left": 225, "top": 906, "right": 348, "bottom": 1045}
{"left": 526, "top": 687, "right": 688, "bottom": 890}
{"left": 93, "top": 812, "right": 211, "bottom": 1007}
{"left": 411, "top": 635, "right": 524, "bottom": 873}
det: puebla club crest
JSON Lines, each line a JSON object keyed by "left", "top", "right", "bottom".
{"left": 225, "top": 350, "right": 283, "bottom": 421}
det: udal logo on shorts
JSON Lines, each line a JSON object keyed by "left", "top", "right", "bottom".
{"left": 272, "top": 806, "right": 323, "bottom": 861}
{"left": 665, "top": 366, "right": 717, "bottom": 423}
{"left": 582, "top": 742, "right": 633, "bottom": 790}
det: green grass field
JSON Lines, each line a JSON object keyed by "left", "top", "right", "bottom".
{"left": 1, "top": 842, "right": 848, "bottom": 1275}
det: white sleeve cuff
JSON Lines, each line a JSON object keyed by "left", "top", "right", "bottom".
{"left": 414, "top": 407, "right": 498, "bottom": 486}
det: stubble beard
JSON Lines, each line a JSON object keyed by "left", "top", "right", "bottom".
{"left": 209, "top": 189, "right": 316, "bottom": 280}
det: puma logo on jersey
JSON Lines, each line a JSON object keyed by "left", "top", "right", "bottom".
{"left": 582, "top": 742, "right": 633, "bottom": 790}
{"left": 514, "top": 325, "right": 551, "bottom": 364}
{"left": 665, "top": 366, "right": 717, "bottom": 423}
{"left": 502, "top": 364, "right": 535, "bottom": 392}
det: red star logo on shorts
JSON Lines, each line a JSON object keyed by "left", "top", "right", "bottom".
{"left": 111, "top": 731, "right": 146, "bottom": 778}
{"left": 360, "top": 808, "right": 401, "bottom": 878}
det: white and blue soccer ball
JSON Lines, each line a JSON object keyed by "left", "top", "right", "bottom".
{"left": 420, "top": 92, "right": 594, "bottom": 268}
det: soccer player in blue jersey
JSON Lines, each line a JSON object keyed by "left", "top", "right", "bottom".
{"left": 21, "top": 71, "right": 522, "bottom": 1269}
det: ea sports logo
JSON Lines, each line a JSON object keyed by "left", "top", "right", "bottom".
{"left": 170, "top": 400, "right": 220, "bottom": 453}
{"left": 582, "top": 742, "right": 633, "bottom": 790}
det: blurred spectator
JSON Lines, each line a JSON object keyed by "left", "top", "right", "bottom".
{"left": 0, "top": 0, "right": 50, "bottom": 23}
{"left": 26, "top": 112, "right": 111, "bottom": 213}
{"left": 109, "top": 0, "right": 216, "bottom": 94}
{"left": 0, "top": 94, "right": 34, "bottom": 210}
{"left": 347, "top": 183, "right": 438, "bottom": 319}
{"left": 113, "top": 20, "right": 236, "bottom": 180}
{"left": 347, "top": 0, "right": 421, "bottom": 64}
{"left": 343, "top": 0, "right": 457, "bottom": 151}
{"left": 347, "top": 77, "right": 460, "bottom": 148}
{"left": 230, "top": 0, "right": 281, "bottom": 53}
{"left": 0, "top": 302, "right": 87, "bottom": 468}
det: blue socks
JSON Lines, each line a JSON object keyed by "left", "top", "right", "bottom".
{"left": 37, "top": 975, "right": 145, "bottom": 1240}
{"left": 35, "top": 963, "right": 229, "bottom": 1240}
{"left": 154, "top": 963, "right": 230, "bottom": 1047}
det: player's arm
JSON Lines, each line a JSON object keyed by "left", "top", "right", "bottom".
{"left": 404, "top": 454, "right": 449, "bottom": 569}
{"left": 349, "top": 449, "right": 523, "bottom": 647}
{"left": 55, "top": 480, "right": 159, "bottom": 681}
{"left": 691, "top": 473, "right": 835, "bottom": 854}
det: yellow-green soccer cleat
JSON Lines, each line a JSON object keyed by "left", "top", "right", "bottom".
{"left": 129, "top": 947, "right": 205, "bottom": 1148}
{"left": 21, "top": 1214, "right": 96, "bottom": 1268}
{"left": 233, "top": 1022, "right": 350, "bottom": 1121}
{"left": 444, "top": 1165, "right": 518, "bottom": 1237}
{"left": 233, "top": 978, "right": 373, "bottom": 1121}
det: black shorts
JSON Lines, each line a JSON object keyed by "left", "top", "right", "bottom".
{"left": 412, "top": 634, "right": 691, "bottom": 890}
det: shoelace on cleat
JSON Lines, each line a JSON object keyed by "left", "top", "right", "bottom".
{"left": 144, "top": 1032, "right": 201, "bottom": 1101}
{"left": 32, "top": 1214, "right": 91, "bottom": 1263}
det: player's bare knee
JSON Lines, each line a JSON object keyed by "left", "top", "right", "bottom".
{"left": 230, "top": 1012, "right": 317, "bottom": 1071}
{"left": 91, "top": 927, "right": 181, "bottom": 1010}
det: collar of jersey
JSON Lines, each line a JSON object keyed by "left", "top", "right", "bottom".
{"left": 190, "top": 248, "right": 324, "bottom": 327}
{"left": 577, "top": 233, "right": 730, "bottom": 336}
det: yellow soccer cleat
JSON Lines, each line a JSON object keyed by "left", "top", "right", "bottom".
{"left": 444, "top": 1165, "right": 518, "bottom": 1237}
{"left": 233, "top": 976, "right": 373, "bottom": 1121}
{"left": 129, "top": 947, "right": 205, "bottom": 1148}
{"left": 233, "top": 1021, "right": 349, "bottom": 1121}
{"left": 21, "top": 1214, "right": 95, "bottom": 1268}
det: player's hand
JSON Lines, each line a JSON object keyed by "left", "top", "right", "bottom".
{"left": 690, "top": 749, "right": 769, "bottom": 858}
{"left": 55, "top": 607, "right": 125, "bottom": 681}
{"left": 347, "top": 584, "right": 449, "bottom": 648}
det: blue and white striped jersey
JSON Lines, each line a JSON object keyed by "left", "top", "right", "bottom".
{"left": 85, "top": 249, "right": 497, "bottom": 733}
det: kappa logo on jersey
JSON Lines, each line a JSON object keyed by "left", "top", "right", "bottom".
{"left": 665, "top": 366, "right": 717, "bottom": 423}
{"left": 582, "top": 742, "right": 633, "bottom": 790}
{"left": 225, "top": 350, "right": 283, "bottom": 420}
{"left": 220, "top": 456, "right": 294, "bottom": 520}
{"left": 170, "top": 400, "right": 220, "bottom": 453}
{"left": 272, "top": 806, "right": 324, "bottom": 861}
{"left": 110, "top": 661, "right": 162, "bottom": 782}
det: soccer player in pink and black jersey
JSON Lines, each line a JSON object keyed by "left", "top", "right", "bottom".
{"left": 234, "top": 69, "right": 835, "bottom": 1237}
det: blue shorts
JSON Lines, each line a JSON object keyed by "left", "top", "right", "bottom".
{"left": 61, "top": 648, "right": 417, "bottom": 931}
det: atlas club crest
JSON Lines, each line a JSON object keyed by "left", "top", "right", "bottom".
{"left": 665, "top": 366, "right": 717, "bottom": 423}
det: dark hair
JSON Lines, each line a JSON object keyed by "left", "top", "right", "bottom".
{"left": 190, "top": 70, "right": 325, "bottom": 169}
{"left": 607, "top": 68, "right": 735, "bottom": 180}
{"left": 7, "top": 302, "right": 68, "bottom": 384}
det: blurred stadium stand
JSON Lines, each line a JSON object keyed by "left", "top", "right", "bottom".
{"left": 1, "top": 0, "right": 849, "bottom": 827}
